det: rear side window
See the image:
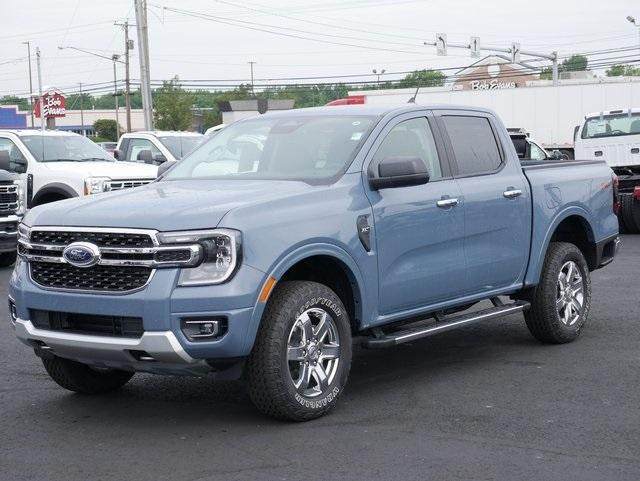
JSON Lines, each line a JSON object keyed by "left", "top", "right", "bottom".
{"left": 441, "top": 116, "right": 502, "bottom": 175}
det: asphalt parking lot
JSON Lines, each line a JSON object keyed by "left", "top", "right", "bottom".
{"left": 1, "top": 235, "right": 639, "bottom": 481}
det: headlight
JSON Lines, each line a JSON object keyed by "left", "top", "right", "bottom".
{"left": 13, "top": 179, "right": 26, "bottom": 215}
{"left": 158, "top": 229, "right": 241, "bottom": 286}
{"left": 84, "top": 176, "right": 111, "bottom": 195}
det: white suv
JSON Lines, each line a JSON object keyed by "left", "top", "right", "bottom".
{"left": 115, "top": 131, "right": 204, "bottom": 164}
{"left": 0, "top": 130, "right": 158, "bottom": 206}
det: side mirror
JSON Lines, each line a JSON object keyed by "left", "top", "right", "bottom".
{"left": 550, "top": 150, "right": 564, "bottom": 161}
{"left": 113, "top": 149, "right": 122, "bottom": 160}
{"left": 0, "top": 151, "right": 10, "bottom": 171}
{"left": 137, "top": 149, "right": 154, "bottom": 164}
{"left": 369, "top": 156, "right": 430, "bottom": 190}
{"left": 155, "top": 154, "right": 168, "bottom": 165}
{"left": 157, "top": 160, "right": 175, "bottom": 177}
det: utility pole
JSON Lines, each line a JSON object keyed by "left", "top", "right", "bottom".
{"left": 79, "top": 82, "right": 85, "bottom": 136}
{"left": 135, "top": 0, "right": 153, "bottom": 130}
{"left": 116, "top": 20, "right": 133, "bottom": 132}
{"left": 22, "top": 41, "right": 34, "bottom": 128}
{"left": 112, "top": 55, "right": 121, "bottom": 140}
{"left": 248, "top": 61, "right": 256, "bottom": 96}
{"left": 35, "top": 47, "right": 44, "bottom": 132}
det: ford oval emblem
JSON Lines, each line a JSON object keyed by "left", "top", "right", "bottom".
{"left": 62, "top": 242, "right": 101, "bottom": 268}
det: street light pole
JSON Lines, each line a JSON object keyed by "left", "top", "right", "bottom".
{"left": 248, "top": 61, "right": 256, "bottom": 96}
{"left": 135, "top": 0, "right": 153, "bottom": 130}
{"left": 79, "top": 82, "right": 85, "bottom": 136}
{"left": 627, "top": 16, "right": 640, "bottom": 53}
{"left": 112, "top": 55, "right": 121, "bottom": 140}
{"left": 22, "top": 41, "right": 34, "bottom": 128}
{"left": 35, "top": 47, "right": 44, "bottom": 132}
{"left": 372, "top": 68, "right": 386, "bottom": 87}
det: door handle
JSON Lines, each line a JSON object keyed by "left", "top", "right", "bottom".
{"left": 631, "top": 148, "right": 639, "bottom": 154}
{"left": 436, "top": 197, "right": 459, "bottom": 208}
{"left": 503, "top": 189, "right": 523, "bottom": 199}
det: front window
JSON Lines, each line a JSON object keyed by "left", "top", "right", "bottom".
{"left": 163, "top": 115, "right": 377, "bottom": 183}
{"left": 159, "top": 135, "right": 204, "bottom": 159}
{"left": 20, "top": 135, "right": 113, "bottom": 162}
{"left": 581, "top": 112, "right": 640, "bottom": 139}
{"left": 529, "top": 141, "right": 548, "bottom": 160}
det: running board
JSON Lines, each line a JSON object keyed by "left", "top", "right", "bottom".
{"left": 362, "top": 300, "right": 530, "bottom": 349}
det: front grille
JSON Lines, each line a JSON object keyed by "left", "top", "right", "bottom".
{"left": 0, "top": 184, "right": 18, "bottom": 215}
{"left": 30, "top": 230, "right": 154, "bottom": 247}
{"left": 30, "top": 309, "right": 144, "bottom": 338}
{"left": 108, "top": 179, "right": 154, "bottom": 191}
{"left": 31, "top": 262, "right": 152, "bottom": 292}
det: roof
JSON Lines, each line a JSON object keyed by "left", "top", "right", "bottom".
{"left": 250, "top": 104, "right": 497, "bottom": 119}
{"left": 121, "top": 131, "right": 203, "bottom": 137}
{"left": 454, "top": 54, "right": 539, "bottom": 77}
{"left": 0, "top": 129, "right": 80, "bottom": 137}
{"left": 584, "top": 108, "right": 640, "bottom": 119}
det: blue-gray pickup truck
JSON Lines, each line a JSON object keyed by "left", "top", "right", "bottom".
{"left": 10, "top": 105, "right": 620, "bottom": 421}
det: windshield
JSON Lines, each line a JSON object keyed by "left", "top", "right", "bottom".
{"left": 581, "top": 112, "right": 640, "bottom": 139}
{"left": 159, "top": 135, "right": 204, "bottom": 159}
{"left": 21, "top": 135, "right": 114, "bottom": 162}
{"left": 163, "top": 115, "right": 377, "bottom": 183}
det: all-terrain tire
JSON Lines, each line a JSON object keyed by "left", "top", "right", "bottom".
{"left": 42, "top": 356, "right": 134, "bottom": 394}
{"left": 246, "top": 281, "right": 352, "bottom": 421}
{"left": 524, "top": 242, "right": 591, "bottom": 344}
{"left": 0, "top": 251, "right": 17, "bottom": 267}
{"left": 621, "top": 195, "right": 640, "bottom": 234}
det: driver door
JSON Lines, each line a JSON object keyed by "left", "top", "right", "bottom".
{"left": 364, "top": 112, "right": 467, "bottom": 316}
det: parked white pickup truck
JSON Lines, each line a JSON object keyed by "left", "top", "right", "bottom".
{"left": 114, "top": 131, "right": 204, "bottom": 165}
{"left": 0, "top": 130, "right": 157, "bottom": 206}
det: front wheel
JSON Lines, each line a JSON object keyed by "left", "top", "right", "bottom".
{"left": 0, "top": 251, "right": 17, "bottom": 267}
{"left": 246, "top": 281, "right": 352, "bottom": 421}
{"left": 524, "top": 242, "right": 591, "bottom": 344}
{"left": 42, "top": 356, "right": 134, "bottom": 394}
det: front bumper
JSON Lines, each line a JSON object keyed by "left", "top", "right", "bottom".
{"left": 0, "top": 215, "right": 20, "bottom": 253}
{"left": 10, "top": 259, "right": 268, "bottom": 374}
{"left": 14, "top": 318, "right": 212, "bottom": 375}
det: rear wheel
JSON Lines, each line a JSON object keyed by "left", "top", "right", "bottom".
{"left": 0, "top": 251, "right": 17, "bottom": 267}
{"left": 42, "top": 356, "right": 134, "bottom": 394}
{"left": 246, "top": 281, "right": 352, "bottom": 421}
{"left": 524, "top": 242, "right": 591, "bottom": 344}
{"left": 621, "top": 195, "right": 640, "bottom": 234}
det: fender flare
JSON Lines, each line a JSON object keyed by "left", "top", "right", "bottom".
{"left": 32, "top": 183, "right": 78, "bottom": 205}
{"left": 243, "top": 242, "right": 368, "bottom": 354}
{"left": 525, "top": 205, "right": 595, "bottom": 286}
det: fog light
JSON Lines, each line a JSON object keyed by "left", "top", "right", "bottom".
{"left": 8, "top": 298, "right": 17, "bottom": 327}
{"left": 181, "top": 317, "right": 227, "bottom": 341}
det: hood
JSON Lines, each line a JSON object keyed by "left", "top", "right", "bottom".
{"left": 24, "top": 179, "right": 313, "bottom": 231}
{"left": 40, "top": 160, "right": 157, "bottom": 179}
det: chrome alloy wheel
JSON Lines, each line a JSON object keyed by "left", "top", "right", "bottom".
{"left": 287, "top": 307, "right": 341, "bottom": 398}
{"left": 556, "top": 261, "right": 584, "bottom": 326}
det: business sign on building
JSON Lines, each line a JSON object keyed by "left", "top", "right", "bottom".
{"left": 452, "top": 55, "right": 539, "bottom": 92}
{"left": 34, "top": 90, "right": 66, "bottom": 118}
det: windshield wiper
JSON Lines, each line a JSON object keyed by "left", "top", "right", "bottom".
{"left": 79, "top": 157, "right": 113, "bottom": 162}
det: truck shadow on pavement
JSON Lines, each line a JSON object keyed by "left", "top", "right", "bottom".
{"left": 36, "top": 314, "right": 543, "bottom": 427}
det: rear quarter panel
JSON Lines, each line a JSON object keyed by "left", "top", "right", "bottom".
{"left": 523, "top": 160, "right": 618, "bottom": 286}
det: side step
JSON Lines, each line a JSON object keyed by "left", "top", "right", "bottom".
{"left": 362, "top": 299, "right": 530, "bottom": 349}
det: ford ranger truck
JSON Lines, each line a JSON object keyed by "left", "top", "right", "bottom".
{"left": 10, "top": 105, "right": 620, "bottom": 421}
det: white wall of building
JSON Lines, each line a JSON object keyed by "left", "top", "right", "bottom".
{"left": 354, "top": 78, "right": 640, "bottom": 148}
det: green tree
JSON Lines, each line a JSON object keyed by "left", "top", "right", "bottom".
{"left": 0, "top": 95, "right": 30, "bottom": 111}
{"left": 399, "top": 69, "right": 446, "bottom": 88}
{"left": 153, "top": 76, "right": 193, "bottom": 130}
{"left": 561, "top": 54, "right": 588, "bottom": 72}
{"left": 606, "top": 64, "right": 640, "bottom": 77}
{"left": 93, "top": 119, "right": 121, "bottom": 141}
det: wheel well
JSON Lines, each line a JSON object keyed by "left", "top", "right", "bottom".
{"left": 280, "top": 255, "right": 361, "bottom": 331}
{"left": 549, "top": 215, "right": 597, "bottom": 270}
{"left": 32, "top": 191, "right": 71, "bottom": 206}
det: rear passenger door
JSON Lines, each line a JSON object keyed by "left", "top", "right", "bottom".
{"left": 365, "top": 112, "right": 467, "bottom": 316}
{"left": 436, "top": 111, "right": 531, "bottom": 295}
